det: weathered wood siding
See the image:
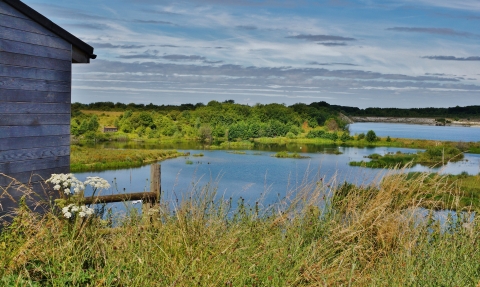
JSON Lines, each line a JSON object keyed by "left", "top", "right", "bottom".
{"left": 0, "top": 0, "right": 71, "bottom": 211}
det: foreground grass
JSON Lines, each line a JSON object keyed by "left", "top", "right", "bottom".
{"left": 1, "top": 170, "right": 479, "bottom": 286}
{"left": 70, "top": 146, "right": 186, "bottom": 172}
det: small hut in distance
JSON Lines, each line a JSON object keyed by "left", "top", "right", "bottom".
{"left": 103, "top": 126, "right": 118, "bottom": 133}
{"left": 0, "top": 0, "right": 96, "bottom": 213}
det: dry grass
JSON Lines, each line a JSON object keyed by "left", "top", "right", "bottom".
{"left": 0, "top": 169, "right": 479, "bottom": 286}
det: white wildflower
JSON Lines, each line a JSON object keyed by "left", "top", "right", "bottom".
{"left": 47, "top": 173, "right": 85, "bottom": 195}
{"left": 85, "top": 176, "right": 110, "bottom": 190}
{"left": 78, "top": 211, "right": 86, "bottom": 218}
{"left": 62, "top": 206, "right": 70, "bottom": 213}
{"left": 63, "top": 212, "right": 72, "bottom": 219}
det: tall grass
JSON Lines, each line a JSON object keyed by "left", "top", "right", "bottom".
{"left": 0, "top": 169, "right": 479, "bottom": 286}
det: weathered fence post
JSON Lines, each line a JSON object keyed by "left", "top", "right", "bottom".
{"left": 143, "top": 164, "right": 161, "bottom": 217}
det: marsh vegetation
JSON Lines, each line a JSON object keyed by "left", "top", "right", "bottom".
{"left": 1, "top": 170, "right": 479, "bottom": 286}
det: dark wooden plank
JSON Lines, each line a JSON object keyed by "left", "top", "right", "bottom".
{"left": 0, "top": 155, "right": 70, "bottom": 174}
{"left": 0, "top": 145, "right": 69, "bottom": 163}
{"left": 0, "top": 12, "right": 60, "bottom": 38}
{"left": 0, "top": 102, "right": 70, "bottom": 114}
{"left": 0, "top": 39, "right": 71, "bottom": 61}
{"left": 0, "top": 89, "right": 70, "bottom": 103}
{"left": 0, "top": 114, "right": 69, "bottom": 125}
{"left": 0, "top": 25, "right": 69, "bottom": 50}
{"left": 0, "top": 64, "right": 71, "bottom": 82}
{"left": 84, "top": 192, "right": 158, "bottom": 205}
{"left": 0, "top": 0, "right": 29, "bottom": 19}
{"left": 0, "top": 76, "right": 70, "bottom": 93}
{"left": 0, "top": 125, "right": 69, "bottom": 138}
{"left": 0, "top": 135, "right": 69, "bottom": 150}
{"left": 0, "top": 51, "right": 71, "bottom": 71}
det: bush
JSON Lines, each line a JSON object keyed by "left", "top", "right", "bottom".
{"left": 366, "top": 130, "right": 377, "bottom": 142}
{"left": 357, "top": 133, "right": 365, "bottom": 140}
{"left": 340, "top": 133, "right": 352, "bottom": 142}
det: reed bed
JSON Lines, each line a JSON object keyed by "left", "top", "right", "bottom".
{"left": 0, "top": 169, "right": 479, "bottom": 286}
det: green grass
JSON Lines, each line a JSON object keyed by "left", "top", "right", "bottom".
{"left": 1, "top": 170, "right": 479, "bottom": 285}
{"left": 273, "top": 151, "right": 310, "bottom": 158}
{"left": 70, "top": 146, "right": 186, "bottom": 172}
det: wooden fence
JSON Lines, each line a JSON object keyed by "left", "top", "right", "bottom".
{"left": 83, "top": 164, "right": 161, "bottom": 213}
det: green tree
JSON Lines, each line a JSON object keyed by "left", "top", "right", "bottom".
{"left": 87, "top": 115, "right": 99, "bottom": 132}
{"left": 198, "top": 124, "right": 213, "bottom": 143}
{"left": 366, "top": 130, "right": 377, "bottom": 142}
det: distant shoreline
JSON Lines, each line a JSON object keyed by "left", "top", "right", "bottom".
{"left": 350, "top": 116, "right": 480, "bottom": 127}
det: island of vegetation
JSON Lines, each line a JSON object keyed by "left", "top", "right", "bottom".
{"left": 349, "top": 146, "right": 465, "bottom": 168}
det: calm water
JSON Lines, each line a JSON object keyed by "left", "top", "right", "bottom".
{"left": 76, "top": 146, "right": 480, "bottom": 213}
{"left": 350, "top": 122, "right": 480, "bottom": 142}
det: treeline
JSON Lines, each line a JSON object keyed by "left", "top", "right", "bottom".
{"left": 72, "top": 101, "right": 480, "bottom": 119}
{"left": 71, "top": 100, "right": 350, "bottom": 140}
{"left": 346, "top": 106, "right": 480, "bottom": 118}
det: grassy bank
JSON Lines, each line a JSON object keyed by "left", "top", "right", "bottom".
{"left": 70, "top": 146, "right": 186, "bottom": 172}
{"left": 0, "top": 170, "right": 479, "bottom": 285}
{"left": 255, "top": 136, "right": 480, "bottom": 153}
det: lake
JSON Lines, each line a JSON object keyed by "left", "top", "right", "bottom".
{"left": 76, "top": 145, "right": 480, "bottom": 213}
{"left": 350, "top": 122, "right": 480, "bottom": 142}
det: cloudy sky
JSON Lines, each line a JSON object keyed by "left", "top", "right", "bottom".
{"left": 25, "top": 0, "right": 480, "bottom": 108}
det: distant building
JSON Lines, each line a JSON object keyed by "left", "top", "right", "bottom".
{"left": 103, "top": 126, "right": 118, "bottom": 133}
{"left": 0, "top": 0, "right": 96, "bottom": 214}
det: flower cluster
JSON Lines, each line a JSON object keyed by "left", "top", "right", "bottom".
{"left": 84, "top": 176, "right": 110, "bottom": 191}
{"left": 62, "top": 204, "right": 94, "bottom": 219}
{"left": 46, "top": 173, "right": 85, "bottom": 195}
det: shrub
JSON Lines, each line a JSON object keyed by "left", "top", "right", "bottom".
{"left": 366, "top": 130, "right": 377, "bottom": 142}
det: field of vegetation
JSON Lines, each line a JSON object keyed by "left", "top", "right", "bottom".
{"left": 70, "top": 100, "right": 480, "bottom": 155}
{"left": 70, "top": 146, "right": 186, "bottom": 172}
{"left": 1, "top": 170, "right": 479, "bottom": 286}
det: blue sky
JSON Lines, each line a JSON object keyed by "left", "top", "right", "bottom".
{"left": 25, "top": 0, "right": 480, "bottom": 108}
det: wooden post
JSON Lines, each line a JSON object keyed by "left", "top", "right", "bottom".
{"left": 143, "top": 164, "right": 161, "bottom": 217}
{"left": 150, "top": 163, "right": 161, "bottom": 202}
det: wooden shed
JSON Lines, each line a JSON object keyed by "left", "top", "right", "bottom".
{"left": 0, "top": 0, "right": 95, "bottom": 214}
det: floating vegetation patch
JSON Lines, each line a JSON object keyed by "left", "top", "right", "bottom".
{"left": 273, "top": 151, "right": 310, "bottom": 159}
